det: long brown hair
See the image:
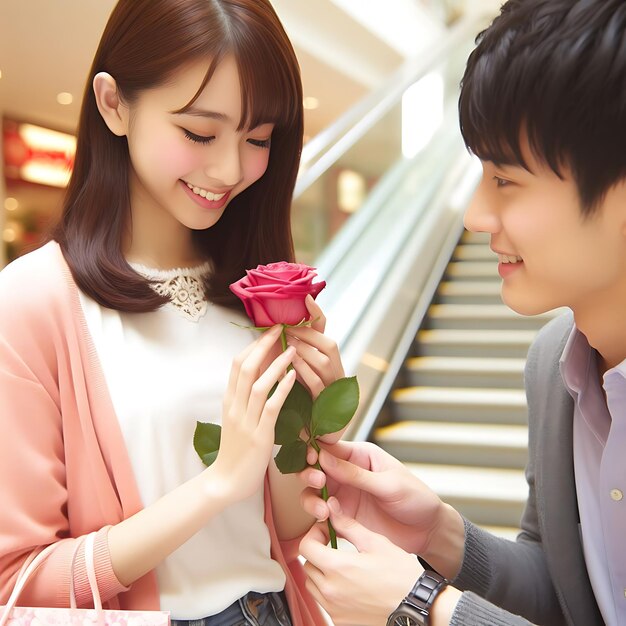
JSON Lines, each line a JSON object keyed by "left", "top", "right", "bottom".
{"left": 53, "top": 0, "right": 303, "bottom": 311}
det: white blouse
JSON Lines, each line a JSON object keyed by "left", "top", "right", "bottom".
{"left": 78, "top": 263, "right": 285, "bottom": 620}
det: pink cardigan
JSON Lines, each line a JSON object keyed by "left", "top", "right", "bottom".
{"left": 0, "top": 242, "right": 324, "bottom": 625}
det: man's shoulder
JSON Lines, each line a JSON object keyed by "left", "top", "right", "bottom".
{"left": 531, "top": 309, "right": 574, "bottom": 357}
{"left": 534, "top": 309, "right": 574, "bottom": 345}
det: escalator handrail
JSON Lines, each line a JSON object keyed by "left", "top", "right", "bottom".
{"left": 294, "top": 11, "right": 491, "bottom": 199}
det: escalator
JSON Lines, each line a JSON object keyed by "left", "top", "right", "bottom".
{"left": 372, "top": 230, "right": 562, "bottom": 538}
{"left": 293, "top": 10, "right": 560, "bottom": 538}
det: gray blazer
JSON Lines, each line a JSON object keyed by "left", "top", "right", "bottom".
{"left": 449, "top": 312, "right": 604, "bottom": 626}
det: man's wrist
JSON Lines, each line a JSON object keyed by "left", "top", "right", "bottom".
{"left": 430, "top": 586, "right": 462, "bottom": 626}
{"left": 421, "top": 504, "right": 465, "bottom": 580}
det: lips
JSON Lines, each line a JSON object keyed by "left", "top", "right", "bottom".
{"left": 180, "top": 180, "right": 231, "bottom": 210}
{"left": 183, "top": 180, "right": 229, "bottom": 201}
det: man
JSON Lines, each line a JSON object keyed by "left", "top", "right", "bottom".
{"left": 298, "top": 0, "right": 626, "bottom": 624}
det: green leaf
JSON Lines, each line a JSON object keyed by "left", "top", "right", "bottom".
{"left": 274, "top": 439, "right": 308, "bottom": 474}
{"left": 193, "top": 421, "right": 222, "bottom": 467}
{"left": 311, "top": 376, "right": 360, "bottom": 437}
{"left": 274, "top": 380, "right": 312, "bottom": 444}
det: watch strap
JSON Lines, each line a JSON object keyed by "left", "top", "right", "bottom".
{"left": 387, "top": 569, "right": 448, "bottom": 626}
{"left": 407, "top": 569, "right": 447, "bottom": 610}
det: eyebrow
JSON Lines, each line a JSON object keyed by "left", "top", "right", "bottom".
{"left": 172, "top": 106, "right": 232, "bottom": 123}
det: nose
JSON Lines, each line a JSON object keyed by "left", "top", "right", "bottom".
{"left": 204, "top": 140, "right": 243, "bottom": 188}
{"left": 463, "top": 180, "right": 501, "bottom": 234}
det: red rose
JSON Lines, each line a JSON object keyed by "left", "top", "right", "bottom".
{"left": 230, "top": 262, "right": 326, "bottom": 326}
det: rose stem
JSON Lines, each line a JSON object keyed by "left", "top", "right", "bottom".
{"left": 310, "top": 439, "right": 338, "bottom": 549}
{"left": 280, "top": 326, "right": 337, "bottom": 548}
{"left": 280, "top": 326, "right": 294, "bottom": 372}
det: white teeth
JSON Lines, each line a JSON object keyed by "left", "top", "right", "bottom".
{"left": 186, "top": 182, "right": 226, "bottom": 201}
{"left": 498, "top": 254, "right": 523, "bottom": 264}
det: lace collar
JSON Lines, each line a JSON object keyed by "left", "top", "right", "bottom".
{"left": 131, "top": 261, "right": 212, "bottom": 322}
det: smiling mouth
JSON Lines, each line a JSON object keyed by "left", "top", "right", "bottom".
{"left": 183, "top": 181, "right": 227, "bottom": 201}
{"left": 497, "top": 254, "right": 523, "bottom": 264}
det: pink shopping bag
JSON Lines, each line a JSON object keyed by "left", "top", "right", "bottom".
{"left": 0, "top": 533, "right": 170, "bottom": 625}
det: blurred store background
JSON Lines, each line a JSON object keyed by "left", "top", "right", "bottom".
{"left": 0, "top": 0, "right": 500, "bottom": 266}
{"left": 3, "top": 1, "right": 550, "bottom": 544}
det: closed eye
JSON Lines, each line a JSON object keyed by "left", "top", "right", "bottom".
{"left": 248, "top": 138, "right": 271, "bottom": 149}
{"left": 183, "top": 129, "right": 214, "bottom": 145}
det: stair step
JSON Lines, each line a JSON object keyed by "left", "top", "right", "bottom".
{"left": 406, "top": 463, "right": 527, "bottom": 527}
{"left": 426, "top": 304, "right": 557, "bottom": 331}
{"left": 405, "top": 356, "right": 525, "bottom": 388}
{"left": 453, "top": 244, "right": 495, "bottom": 261}
{"left": 480, "top": 525, "right": 521, "bottom": 541}
{"left": 446, "top": 261, "right": 500, "bottom": 281}
{"left": 416, "top": 329, "right": 536, "bottom": 358}
{"left": 375, "top": 421, "right": 528, "bottom": 468}
{"left": 436, "top": 281, "right": 503, "bottom": 305}
{"left": 391, "top": 386, "right": 527, "bottom": 424}
{"left": 460, "top": 230, "right": 490, "bottom": 245}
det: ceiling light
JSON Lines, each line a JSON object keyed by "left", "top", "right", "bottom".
{"left": 303, "top": 97, "right": 320, "bottom": 110}
{"left": 20, "top": 162, "right": 72, "bottom": 188}
{"left": 56, "top": 92, "right": 73, "bottom": 105}
{"left": 3, "top": 121, "right": 76, "bottom": 188}
{"left": 337, "top": 169, "right": 366, "bottom": 213}
{"left": 4, "top": 197, "right": 19, "bottom": 212}
{"left": 19, "top": 123, "right": 76, "bottom": 153}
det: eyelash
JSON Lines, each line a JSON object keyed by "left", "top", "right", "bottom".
{"left": 184, "top": 129, "right": 214, "bottom": 145}
{"left": 183, "top": 129, "right": 271, "bottom": 149}
{"left": 493, "top": 175, "right": 511, "bottom": 188}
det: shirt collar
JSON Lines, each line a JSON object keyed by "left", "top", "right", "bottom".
{"left": 560, "top": 325, "right": 626, "bottom": 393}
{"left": 560, "top": 326, "right": 594, "bottom": 396}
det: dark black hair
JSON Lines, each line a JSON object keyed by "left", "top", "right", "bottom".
{"left": 459, "top": 0, "right": 626, "bottom": 214}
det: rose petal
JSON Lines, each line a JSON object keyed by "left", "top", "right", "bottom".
{"left": 230, "top": 263, "right": 326, "bottom": 326}
{"left": 248, "top": 298, "right": 276, "bottom": 327}
{"left": 263, "top": 297, "right": 309, "bottom": 326}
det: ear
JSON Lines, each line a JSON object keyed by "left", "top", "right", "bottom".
{"left": 93, "top": 72, "right": 129, "bottom": 137}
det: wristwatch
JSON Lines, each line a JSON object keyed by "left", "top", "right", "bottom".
{"left": 386, "top": 570, "right": 448, "bottom": 626}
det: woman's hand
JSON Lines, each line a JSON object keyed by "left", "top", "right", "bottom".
{"left": 286, "top": 295, "right": 344, "bottom": 400}
{"left": 212, "top": 325, "right": 296, "bottom": 502}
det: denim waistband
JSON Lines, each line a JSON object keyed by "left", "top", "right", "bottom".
{"left": 170, "top": 590, "right": 292, "bottom": 626}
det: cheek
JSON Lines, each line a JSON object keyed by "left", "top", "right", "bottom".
{"left": 150, "top": 139, "right": 198, "bottom": 177}
{"left": 131, "top": 122, "right": 198, "bottom": 179}
{"left": 243, "top": 151, "right": 271, "bottom": 185}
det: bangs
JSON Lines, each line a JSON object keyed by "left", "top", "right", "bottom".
{"left": 233, "top": 31, "right": 302, "bottom": 132}
{"left": 170, "top": 44, "right": 300, "bottom": 132}
{"left": 458, "top": 26, "right": 571, "bottom": 178}
{"left": 167, "top": 0, "right": 302, "bottom": 134}
{"left": 459, "top": 67, "right": 528, "bottom": 169}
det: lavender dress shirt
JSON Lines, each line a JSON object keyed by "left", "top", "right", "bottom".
{"left": 560, "top": 327, "right": 626, "bottom": 626}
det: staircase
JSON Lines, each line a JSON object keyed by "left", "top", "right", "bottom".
{"left": 372, "top": 230, "right": 562, "bottom": 539}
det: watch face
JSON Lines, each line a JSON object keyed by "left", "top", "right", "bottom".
{"left": 389, "top": 614, "right": 420, "bottom": 626}
{"left": 387, "top": 607, "right": 426, "bottom": 626}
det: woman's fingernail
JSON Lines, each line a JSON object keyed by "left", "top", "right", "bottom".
{"left": 328, "top": 498, "right": 342, "bottom": 515}
{"left": 312, "top": 471, "right": 325, "bottom": 488}
{"left": 315, "top": 505, "right": 327, "bottom": 520}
